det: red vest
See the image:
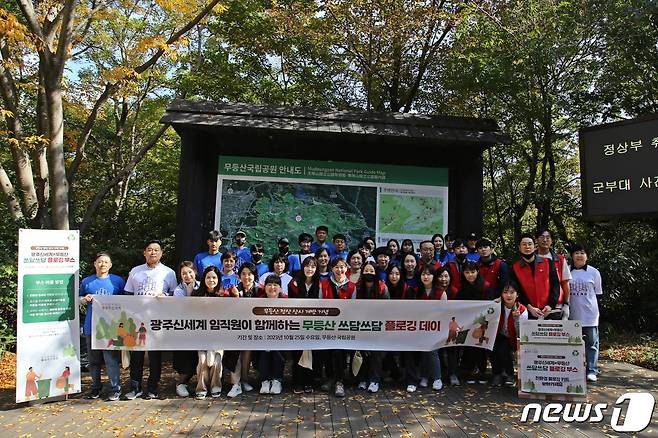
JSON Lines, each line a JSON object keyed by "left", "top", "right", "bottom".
{"left": 320, "top": 278, "right": 356, "bottom": 299}
{"left": 477, "top": 258, "right": 502, "bottom": 293}
{"left": 497, "top": 302, "right": 527, "bottom": 350}
{"left": 553, "top": 253, "right": 567, "bottom": 305}
{"left": 357, "top": 280, "right": 387, "bottom": 299}
{"left": 446, "top": 261, "right": 462, "bottom": 293}
{"left": 512, "top": 257, "right": 551, "bottom": 309}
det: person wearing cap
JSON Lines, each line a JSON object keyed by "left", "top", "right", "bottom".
{"left": 475, "top": 238, "right": 509, "bottom": 297}
{"left": 310, "top": 225, "right": 336, "bottom": 257}
{"left": 511, "top": 233, "right": 560, "bottom": 319}
{"left": 232, "top": 231, "right": 251, "bottom": 269}
{"left": 277, "top": 237, "right": 291, "bottom": 257}
{"left": 466, "top": 232, "right": 480, "bottom": 262}
{"left": 442, "top": 233, "right": 456, "bottom": 264}
{"left": 568, "top": 243, "right": 603, "bottom": 382}
{"left": 194, "top": 230, "right": 225, "bottom": 274}
{"left": 288, "top": 232, "right": 315, "bottom": 274}
{"left": 536, "top": 229, "right": 572, "bottom": 319}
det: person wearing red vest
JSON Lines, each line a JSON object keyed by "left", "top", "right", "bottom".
{"left": 418, "top": 240, "right": 442, "bottom": 273}
{"left": 511, "top": 233, "right": 560, "bottom": 319}
{"left": 491, "top": 282, "right": 528, "bottom": 387}
{"left": 475, "top": 238, "right": 510, "bottom": 297}
{"left": 536, "top": 229, "right": 571, "bottom": 320}
{"left": 445, "top": 238, "right": 469, "bottom": 293}
{"left": 318, "top": 257, "right": 356, "bottom": 397}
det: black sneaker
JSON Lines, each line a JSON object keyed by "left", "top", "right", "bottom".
{"left": 107, "top": 392, "right": 120, "bottom": 401}
{"left": 86, "top": 389, "right": 101, "bottom": 399}
{"left": 144, "top": 392, "right": 159, "bottom": 400}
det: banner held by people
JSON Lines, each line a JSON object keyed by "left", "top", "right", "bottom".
{"left": 92, "top": 296, "right": 500, "bottom": 352}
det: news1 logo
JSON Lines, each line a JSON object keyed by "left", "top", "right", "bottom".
{"left": 520, "top": 392, "right": 655, "bottom": 432}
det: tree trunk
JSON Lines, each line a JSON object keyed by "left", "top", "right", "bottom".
{"left": 44, "top": 78, "right": 69, "bottom": 230}
{"left": 0, "top": 163, "right": 23, "bottom": 220}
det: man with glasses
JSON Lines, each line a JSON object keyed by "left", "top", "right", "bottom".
{"left": 536, "top": 229, "right": 572, "bottom": 319}
{"left": 511, "top": 233, "right": 560, "bottom": 319}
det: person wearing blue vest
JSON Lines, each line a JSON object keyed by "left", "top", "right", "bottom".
{"left": 232, "top": 230, "right": 251, "bottom": 269}
{"left": 288, "top": 232, "right": 314, "bottom": 274}
{"left": 310, "top": 225, "right": 336, "bottom": 257}
{"left": 80, "top": 252, "right": 125, "bottom": 401}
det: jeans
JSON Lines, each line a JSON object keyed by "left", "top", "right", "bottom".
{"left": 420, "top": 350, "right": 441, "bottom": 381}
{"left": 85, "top": 335, "right": 121, "bottom": 393}
{"left": 582, "top": 326, "right": 599, "bottom": 375}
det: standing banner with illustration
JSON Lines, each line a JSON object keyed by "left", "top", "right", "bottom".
{"left": 93, "top": 297, "right": 500, "bottom": 352}
{"left": 216, "top": 156, "right": 448, "bottom": 255}
{"left": 16, "top": 229, "right": 80, "bottom": 403}
{"left": 518, "top": 320, "right": 586, "bottom": 397}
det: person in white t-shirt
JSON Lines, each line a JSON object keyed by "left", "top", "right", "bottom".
{"left": 568, "top": 243, "right": 603, "bottom": 383}
{"left": 123, "top": 240, "right": 177, "bottom": 400}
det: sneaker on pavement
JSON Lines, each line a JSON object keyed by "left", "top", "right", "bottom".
{"left": 124, "top": 390, "right": 142, "bottom": 400}
{"left": 504, "top": 375, "right": 516, "bottom": 387}
{"left": 242, "top": 382, "right": 254, "bottom": 392}
{"left": 176, "top": 383, "right": 189, "bottom": 397}
{"left": 107, "top": 392, "right": 120, "bottom": 402}
{"left": 260, "top": 380, "right": 271, "bottom": 394}
{"left": 367, "top": 382, "right": 379, "bottom": 393}
{"left": 334, "top": 381, "right": 345, "bottom": 397}
{"left": 466, "top": 376, "right": 476, "bottom": 384}
{"left": 270, "top": 379, "right": 282, "bottom": 395}
{"left": 293, "top": 385, "right": 304, "bottom": 394}
{"left": 432, "top": 379, "right": 443, "bottom": 390}
{"left": 490, "top": 374, "right": 503, "bottom": 387}
{"left": 144, "top": 392, "right": 158, "bottom": 400}
{"left": 195, "top": 391, "right": 206, "bottom": 400}
{"left": 406, "top": 384, "right": 417, "bottom": 393}
{"left": 211, "top": 386, "right": 222, "bottom": 398}
{"left": 449, "top": 374, "right": 460, "bottom": 386}
{"left": 358, "top": 381, "right": 367, "bottom": 390}
{"left": 227, "top": 383, "right": 242, "bottom": 398}
{"left": 86, "top": 389, "right": 101, "bottom": 399}
{"left": 304, "top": 385, "right": 314, "bottom": 393}
{"left": 419, "top": 378, "right": 429, "bottom": 388}
{"left": 477, "top": 374, "right": 488, "bottom": 384}
{"left": 587, "top": 373, "right": 598, "bottom": 382}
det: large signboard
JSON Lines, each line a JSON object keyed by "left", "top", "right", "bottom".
{"left": 216, "top": 156, "right": 448, "bottom": 254}
{"left": 16, "top": 229, "right": 81, "bottom": 403}
{"left": 579, "top": 115, "right": 658, "bottom": 220}
{"left": 92, "top": 296, "right": 499, "bottom": 352}
{"left": 519, "top": 320, "right": 586, "bottom": 397}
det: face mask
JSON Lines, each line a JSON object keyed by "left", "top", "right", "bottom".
{"left": 279, "top": 245, "right": 289, "bottom": 254}
{"left": 521, "top": 253, "right": 535, "bottom": 262}
{"left": 251, "top": 254, "right": 262, "bottom": 262}
{"left": 455, "top": 253, "right": 466, "bottom": 262}
{"left": 362, "top": 273, "right": 376, "bottom": 283}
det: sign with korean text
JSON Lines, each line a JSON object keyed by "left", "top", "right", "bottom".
{"left": 519, "top": 320, "right": 584, "bottom": 345}
{"left": 16, "top": 229, "right": 81, "bottom": 403}
{"left": 519, "top": 320, "right": 586, "bottom": 397}
{"left": 579, "top": 115, "right": 658, "bottom": 220}
{"left": 216, "top": 155, "right": 449, "bottom": 256}
{"left": 92, "top": 297, "right": 500, "bottom": 352}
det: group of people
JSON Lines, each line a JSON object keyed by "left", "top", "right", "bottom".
{"left": 80, "top": 225, "right": 602, "bottom": 401}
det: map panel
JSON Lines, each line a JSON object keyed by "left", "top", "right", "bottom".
{"left": 379, "top": 194, "right": 444, "bottom": 235}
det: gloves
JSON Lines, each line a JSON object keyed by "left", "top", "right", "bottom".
{"left": 561, "top": 303, "right": 570, "bottom": 320}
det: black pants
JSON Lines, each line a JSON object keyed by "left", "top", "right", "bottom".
{"left": 491, "top": 334, "right": 515, "bottom": 376}
{"left": 460, "top": 347, "right": 487, "bottom": 377}
{"left": 129, "top": 350, "right": 162, "bottom": 393}
{"left": 292, "top": 350, "right": 314, "bottom": 387}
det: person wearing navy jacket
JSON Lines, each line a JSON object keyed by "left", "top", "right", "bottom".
{"left": 445, "top": 239, "right": 469, "bottom": 292}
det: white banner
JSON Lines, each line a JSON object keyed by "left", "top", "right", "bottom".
{"left": 519, "top": 320, "right": 586, "bottom": 396}
{"left": 16, "top": 229, "right": 81, "bottom": 403}
{"left": 92, "top": 296, "right": 500, "bottom": 352}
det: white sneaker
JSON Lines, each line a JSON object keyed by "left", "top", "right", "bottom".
{"left": 270, "top": 379, "right": 282, "bottom": 395}
{"left": 242, "top": 382, "right": 254, "bottom": 392}
{"left": 358, "top": 381, "right": 367, "bottom": 390}
{"left": 227, "top": 383, "right": 242, "bottom": 398}
{"left": 211, "top": 386, "right": 222, "bottom": 398}
{"left": 195, "top": 391, "right": 206, "bottom": 400}
{"left": 260, "top": 380, "right": 271, "bottom": 394}
{"left": 176, "top": 383, "right": 189, "bottom": 397}
{"left": 124, "top": 390, "right": 142, "bottom": 400}
{"left": 432, "top": 379, "right": 443, "bottom": 390}
{"left": 406, "top": 384, "right": 417, "bottom": 393}
{"left": 587, "top": 373, "right": 598, "bottom": 382}
{"left": 367, "top": 382, "right": 379, "bottom": 393}
{"left": 419, "top": 378, "right": 429, "bottom": 388}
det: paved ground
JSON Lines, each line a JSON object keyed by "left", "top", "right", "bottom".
{"left": 0, "top": 359, "right": 657, "bottom": 437}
